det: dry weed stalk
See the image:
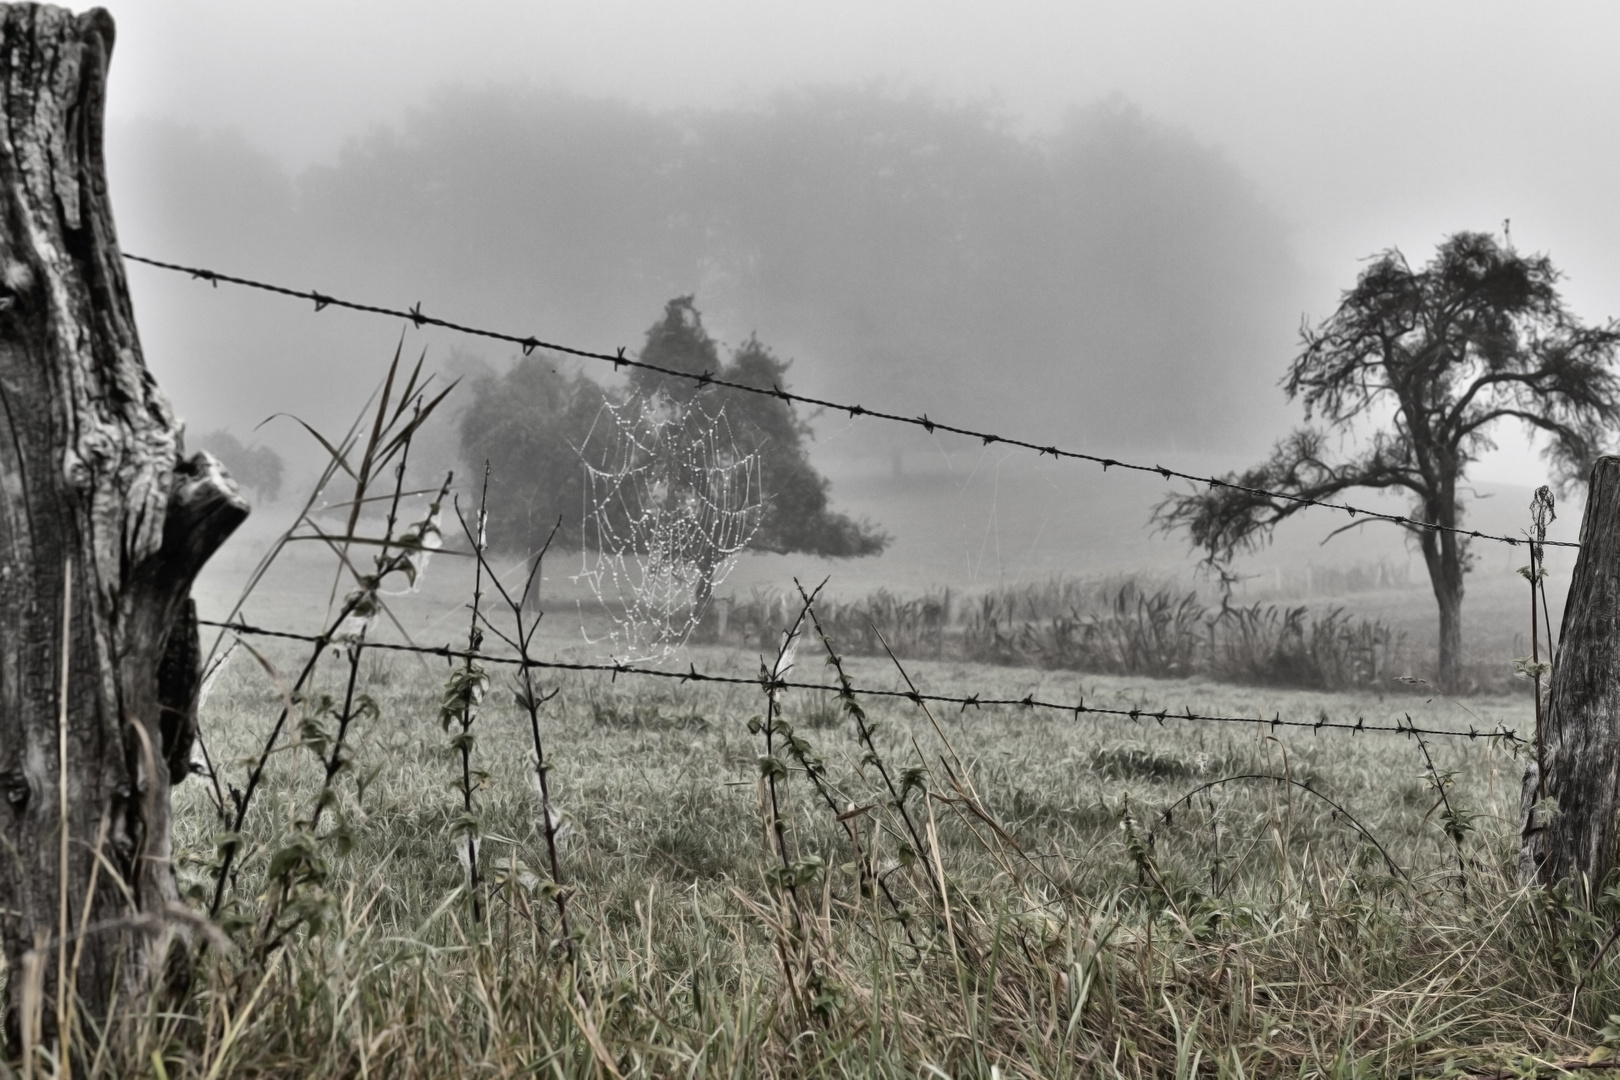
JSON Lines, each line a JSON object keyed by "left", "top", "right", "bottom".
{"left": 444, "top": 465, "right": 493, "bottom": 922}
{"left": 204, "top": 344, "right": 452, "bottom": 925}
{"left": 458, "top": 501, "right": 573, "bottom": 953}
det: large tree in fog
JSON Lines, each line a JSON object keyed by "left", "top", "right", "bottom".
{"left": 1157, "top": 232, "right": 1620, "bottom": 691}
{"left": 461, "top": 298, "right": 886, "bottom": 580}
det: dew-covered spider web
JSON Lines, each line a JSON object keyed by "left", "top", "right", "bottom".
{"left": 575, "top": 393, "right": 763, "bottom": 662}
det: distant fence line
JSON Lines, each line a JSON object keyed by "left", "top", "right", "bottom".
{"left": 200, "top": 618, "right": 1523, "bottom": 746}
{"left": 123, "top": 252, "right": 1574, "bottom": 552}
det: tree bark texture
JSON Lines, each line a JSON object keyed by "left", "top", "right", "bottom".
{"left": 0, "top": 4, "right": 246, "bottom": 1042}
{"left": 1521, "top": 456, "right": 1620, "bottom": 891}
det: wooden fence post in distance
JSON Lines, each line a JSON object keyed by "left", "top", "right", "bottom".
{"left": 0, "top": 4, "right": 247, "bottom": 1044}
{"left": 1521, "top": 456, "right": 1620, "bottom": 891}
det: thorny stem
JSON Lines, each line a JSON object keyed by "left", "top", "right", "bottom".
{"left": 1538, "top": 566, "right": 1558, "bottom": 757}
{"left": 1531, "top": 536, "right": 1547, "bottom": 803}
{"left": 459, "top": 463, "right": 492, "bottom": 922}
{"left": 1588, "top": 918, "right": 1620, "bottom": 973}
{"left": 528, "top": 690, "right": 570, "bottom": 950}
{"left": 469, "top": 513, "right": 573, "bottom": 955}
{"left": 761, "top": 590, "right": 815, "bottom": 889}
{"left": 1411, "top": 725, "right": 1468, "bottom": 895}
{"left": 308, "top": 643, "right": 364, "bottom": 836}
{"left": 253, "top": 652, "right": 364, "bottom": 962}
{"left": 795, "top": 583, "right": 935, "bottom": 898}
{"left": 259, "top": 459, "right": 445, "bottom": 960}
{"left": 787, "top": 736, "right": 918, "bottom": 947}
{"left": 1540, "top": 572, "right": 1557, "bottom": 665}
{"left": 871, "top": 624, "right": 1074, "bottom": 903}
{"left": 193, "top": 720, "right": 227, "bottom": 822}
{"left": 754, "top": 582, "right": 825, "bottom": 1014}
{"left": 1526, "top": 486, "right": 1557, "bottom": 814}
{"left": 210, "top": 599, "right": 361, "bottom": 918}
{"left": 783, "top": 582, "right": 917, "bottom": 945}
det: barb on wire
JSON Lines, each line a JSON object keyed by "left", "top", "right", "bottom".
{"left": 122, "top": 252, "right": 1576, "bottom": 551}
{"left": 199, "top": 618, "right": 1523, "bottom": 746}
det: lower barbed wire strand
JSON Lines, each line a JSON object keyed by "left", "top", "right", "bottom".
{"left": 197, "top": 617, "right": 1522, "bottom": 745}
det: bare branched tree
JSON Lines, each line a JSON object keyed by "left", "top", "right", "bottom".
{"left": 1156, "top": 231, "right": 1620, "bottom": 690}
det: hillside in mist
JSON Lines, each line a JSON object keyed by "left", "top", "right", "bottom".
{"left": 109, "top": 86, "right": 1306, "bottom": 467}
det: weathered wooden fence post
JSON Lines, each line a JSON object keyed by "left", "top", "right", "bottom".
{"left": 1521, "top": 456, "right": 1620, "bottom": 891}
{"left": 0, "top": 3, "right": 247, "bottom": 1044}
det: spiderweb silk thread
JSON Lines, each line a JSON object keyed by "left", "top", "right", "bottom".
{"left": 575, "top": 393, "right": 763, "bottom": 662}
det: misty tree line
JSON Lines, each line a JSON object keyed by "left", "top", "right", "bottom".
{"left": 114, "top": 86, "right": 1299, "bottom": 453}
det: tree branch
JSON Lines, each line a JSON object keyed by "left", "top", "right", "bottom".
{"left": 1153, "top": 428, "right": 1432, "bottom": 564}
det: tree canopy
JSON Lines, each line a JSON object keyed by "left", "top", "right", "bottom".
{"left": 1156, "top": 231, "right": 1620, "bottom": 689}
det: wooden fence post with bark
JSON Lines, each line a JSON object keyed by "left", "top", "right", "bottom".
{"left": 0, "top": 4, "right": 247, "bottom": 1047}
{"left": 1521, "top": 456, "right": 1620, "bottom": 892}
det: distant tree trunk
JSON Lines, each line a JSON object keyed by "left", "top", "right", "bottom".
{"left": 1520, "top": 456, "right": 1620, "bottom": 889}
{"left": 1416, "top": 474, "right": 1466, "bottom": 693}
{"left": 0, "top": 4, "right": 247, "bottom": 1047}
{"left": 1432, "top": 573, "right": 1463, "bottom": 692}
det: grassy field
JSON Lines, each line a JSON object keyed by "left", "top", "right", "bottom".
{"left": 68, "top": 617, "right": 1613, "bottom": 1079}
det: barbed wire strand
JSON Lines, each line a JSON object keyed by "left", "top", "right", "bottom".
{"left": 199, "top": 618, "right": 1523, "bottom": 746}
{"left": 124, "top": 252, "right": 1576, "bottom": 552}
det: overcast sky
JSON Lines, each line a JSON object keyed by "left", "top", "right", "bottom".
{"left": 100, "top": 0, "right": 1620, "bottom": 485}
